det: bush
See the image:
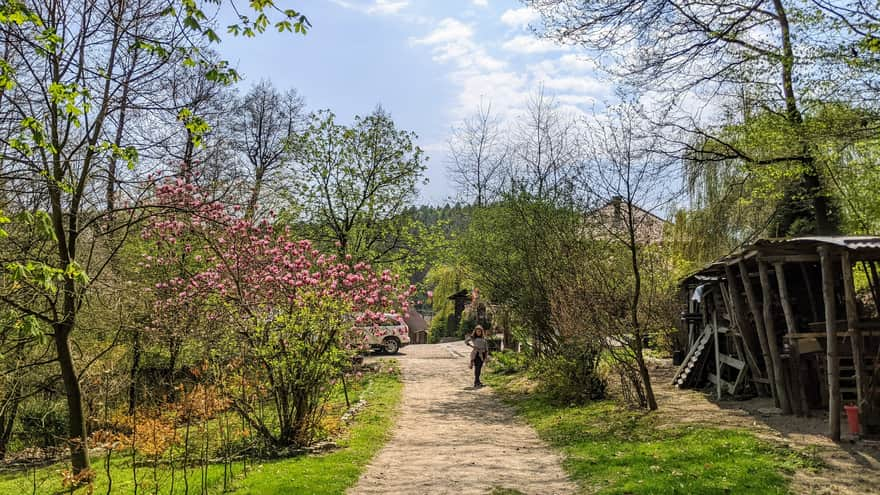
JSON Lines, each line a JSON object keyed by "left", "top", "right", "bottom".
{"left": 490, "top": 350, "right": 528, "bottom": 375}
{"left": 530, "top": 341, "right": 606, "bottom": 404}
{"left": 429, "top": 314, "right": 447, "bottom": 343}
{"left": 17, "top": 398, "right": 68, "bottom": 449}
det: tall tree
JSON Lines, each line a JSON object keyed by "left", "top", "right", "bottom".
{"left": 511, "top": 87, "right": 580, "bottom": 201}
{"left": 448, "top": 101, "right": 506, "bottom": 207}
{"left": 231, "top": 81, "right": 305, "bottom": 218}
{"left": 294, "top": 107, "right": 428, "bottom": 267}
{"left": 528, "top": 0, "right": 877, "bottom": 235}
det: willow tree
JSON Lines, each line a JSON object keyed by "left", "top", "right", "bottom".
{"left": 528, "top": 0, "right": 878, "bottom": 235}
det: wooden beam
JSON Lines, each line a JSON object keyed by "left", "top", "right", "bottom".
{"left": 712, "top": 306, "right": 723, "bottom": 399}
{"left": 758, "top": 261, "right": 791, "bottom": 414}
{"left": 719, "top": 353, "right": 746, "bottom": 370}
{"left": 723, "top": 266, "right": 767, "bottom": 394}
{"left": 800, "top": 263, "right": 821, "bottom": 322}
{"left": 841, "top": 251, "right": 866, "bottom": 429}
{"left": 787, "top": 330, "right": 880, "bottom": 339}
{"left": 818, "top": 246, "right": 841, "bottom": 441}
{"left": 773, "top": 262, "right": 807, "bottom": 416}
{"left": 739, "top": 260, "right": 778, "bottom": 404}
{"left": 759, "top": 254, "right": 821, "bottom": 263}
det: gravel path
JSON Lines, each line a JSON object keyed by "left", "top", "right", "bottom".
{"left": 348, "top": 341, "right": 577, "bottom": 495}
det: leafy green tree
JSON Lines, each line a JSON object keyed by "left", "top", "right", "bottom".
{"left": 293, "top": 107, "right": 430, "bottom": 272}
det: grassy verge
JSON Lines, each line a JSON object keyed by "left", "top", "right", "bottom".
{"left": 0, "top": 366, "right": 402, "bottom": 495}
{"left": 485, "top": 372, "right": 820, "bottom": 495}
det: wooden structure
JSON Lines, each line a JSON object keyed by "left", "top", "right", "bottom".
{"left": 405, "top": 311, "right": 429, "bottom": 344}
{"left": 676, "top": 236, "right": 880, "bottom": 439}
{"left": 447, "top": 289, "right": 470, "bottom": 336}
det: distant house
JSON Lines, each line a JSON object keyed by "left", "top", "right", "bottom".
{"left": 586, "top": 196, "right": 669, "bottom": 244}
{"left": 405, "top": 310, "right": 429, "bottom": 344}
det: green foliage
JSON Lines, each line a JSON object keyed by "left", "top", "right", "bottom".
{"left": 0, "top": 371, "right": 402, "bottom": 494}
{"left": 488, "top": 350, "right": 528, "bottom": 375}
{"left": 293, "top": 108, "right": 432, "bottom": 273}
{"left": 488, "top": 373, "right": 822, "bottom": 494}
{"left": 529, "top": 343, "right": 606, "bottom": 405}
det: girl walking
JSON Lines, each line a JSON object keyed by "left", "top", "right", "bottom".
{"left": 466, "top": 325, "right": 489, "bottom": 388}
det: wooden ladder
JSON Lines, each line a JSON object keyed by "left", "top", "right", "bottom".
{"left": 672, "top": 325, "right": 713, "bottom": 388}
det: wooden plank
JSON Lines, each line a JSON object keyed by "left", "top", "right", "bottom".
{"left": 774, "top": 261, "right": 807, "bottom": 416}
{"left": 719, "top": 353, "right": 746, "bottom": 370}
{"left": 786, "top": 330, "right": 880, "bottom": 339}
{"left": 800, "top": 263, "right": 821, "bottom": 322}
{"left": 731, "top": 365, "right": 748, "bottom": 395}
{"left": 841, "top": 252, "right": 866, "bottom": 433}
{"left": 759, "top": 254, "right": 821, "bottom": 263}
{"left": 759, "top": 261, "right": 791, "bottom": 414}
{"left": 723, "top": 276, "right": 763, "bottom": 388}
{"left": 725, "top": 265, "right": 768, "bottom": 395}
{"left": 740, "top": 260, "right": 779, "bottom": 405}
{"left": 819, "top": 245, "right": 841, "bottom": 441}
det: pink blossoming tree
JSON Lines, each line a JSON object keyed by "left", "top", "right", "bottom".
{"left": 142, "top": 179, "right": 413, "bottom": 447}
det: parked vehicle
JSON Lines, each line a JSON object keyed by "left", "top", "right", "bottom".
{"left": 354, "top": 314, "right": 410, "bottom": 354}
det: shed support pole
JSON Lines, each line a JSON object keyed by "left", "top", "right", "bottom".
{"left": 739, "top": 261, "right": 778, "bottom": 404}
{"left": 724, "top": 266, "right": 765, "bottom": 393}
{"left": 819, "top": 246, "right": 841, "bottom": 441}
{"left": 841, "top": 252, "right": 865, "bottom": 430}
{"left": 774, "top": 262, "right": 808, "bottom": 416}
{"left": 758, "top": 261, "right": 791, "bottom": 414}
{"left": 714, "top": 309, "right": 722, "bottom": 399}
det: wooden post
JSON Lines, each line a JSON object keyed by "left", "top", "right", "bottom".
{"left": 724, "top": 265, "right": 767, "bottom": 394}
{"left": 774, "top": 262, "right": 808, "bottom": 416}
{"left": 818, "top": 246, "right": 841, "bottom": 441}
{"left": 758, "top": 261, "right": 791, "bottom": 414}
{"left": 841, "top": 252, "right": 865, "bottom": 424}
{"left": 739, "top": 261, "right": 779, "bottom": 405}
{"left": 713, "top": 308, "right": 722, "bottom": 399}
{"left": 800, "top": 264, "right": 821, "bottom": 322}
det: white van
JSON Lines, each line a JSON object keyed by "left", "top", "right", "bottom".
{"left": 354, "top": 314, "right": 410, "bottom": 354}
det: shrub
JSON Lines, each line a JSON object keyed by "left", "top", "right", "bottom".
{"left": 17, "top": 398, "right": 68, "bottom": 449}
{"left": 490, "top": 350, "right": 528, "bottom": 375}
{"left": 530, "top": 341, "right": 606, "bottom": 404}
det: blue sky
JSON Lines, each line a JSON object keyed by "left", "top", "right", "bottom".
{"left": 219, "top": 0, "right": 613, "bottom": 204}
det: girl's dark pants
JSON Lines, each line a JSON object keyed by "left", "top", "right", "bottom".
{"left": 474, "top": 355, "right": 484, "bottom": 387}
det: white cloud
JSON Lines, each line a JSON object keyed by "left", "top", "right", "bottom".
{"left": 366, "top": 0, "right": 409, "bottom": 15}
{"left": 329, "top": 0, "right": 410, "bottom": 16}
{"left": 500, "top": 7, "right": 539, "bottom": 28}
{"left": 472, "top": 0, "right": 489, "bottom": 6}
{"left": 412, "top": 19, "right": 504, "bottom": 72}
{"left": 557, "top": 54, "right": 599, "bottom": 73}
{"left": 502, "top": 35, "right": 568, "bottom": 54}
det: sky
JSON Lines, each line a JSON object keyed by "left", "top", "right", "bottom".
{"left": 218, "top": 0, "right": 614, "bottom": 204}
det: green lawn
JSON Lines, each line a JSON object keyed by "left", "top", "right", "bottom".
{"left": 0, "top": 368, "right": 402, "bottom": 495}
{"left": 485, "top": 372, "right": 821, "bottom": 495}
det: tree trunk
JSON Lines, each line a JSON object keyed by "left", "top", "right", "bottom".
{"left": 245, "top": 167, "right": 264, "bottom": 219}
{"left": 54, "top": 323, "right": 91, "bottom": 474}
{"left": 772, "top": 0, "right": 836, "bottom": 235}
{"left": 129, "top": 329, "right": 141, "bottom": 415}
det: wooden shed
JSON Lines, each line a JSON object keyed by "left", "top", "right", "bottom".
{"left": 675, "top": 236, "right": 880, "bottom": 440}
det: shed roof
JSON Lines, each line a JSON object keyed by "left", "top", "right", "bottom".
{"left": 681, "top": 235, "right": 880, "bottom": 286}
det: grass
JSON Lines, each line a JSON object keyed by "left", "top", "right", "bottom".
{"left": 484, "top": 372, "right": 821, "bottom": 495}
{"left": 0, "top": 367, "right": 402, "bottom": 495}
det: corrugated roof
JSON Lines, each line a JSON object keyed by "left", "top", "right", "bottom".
{"left": 680, "top": 236, "right": 880, "bottom": 286}
{"left": 752, "top": 236, "right": 880, "bottom": 250}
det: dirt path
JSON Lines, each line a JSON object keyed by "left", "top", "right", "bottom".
{"left": 349, "top": 342, "right": 576, "bottom": 495}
